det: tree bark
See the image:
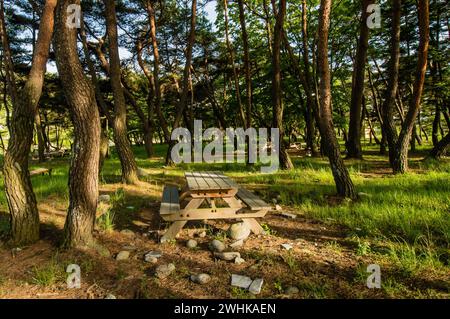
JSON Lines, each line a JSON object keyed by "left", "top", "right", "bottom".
{"left": 54, "top": 0, "right": 101, "bottom": 248}
{"left": 146, "top": 0, "right": 170, "bottom": 144}
{"left": 429, "top": 132, "right": 450, "bottom": 159}
{"left": 346, "top": 0, "right": 374, "bottom": 159}
{"left": 166, "top": 0, "right": 197, "bottom": 165}
{"left": 1, "top": 0, "right": 57, "bottom": 245}
{"left": 381, "top": 0, "right": 401, "bottom": 166}
{"left": 223, "top": 0, "right": 246, "bottom": 127}
{"left": 35, "top": 110, "right": 46, "bottom": 162}
{"left": 272, "top": 0, "right": 293, "bottom": 170}
{"left": 104, "top": 0, "right": 139, "bottom": 184}
{"left": 317, "top": 0, "right": 356, "bottom": 199}
{"left": 237, "top": 0, "right": 252, "bottom": 129}
{"left": 391, "top": 0, "right": 429, "bottom": 173}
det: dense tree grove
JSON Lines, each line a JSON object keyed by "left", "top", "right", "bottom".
{"left": 0, "top": 0, "right": 448, "bottom": 247}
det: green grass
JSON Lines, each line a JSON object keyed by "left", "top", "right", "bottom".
{"left": 31, "top": 258, "right": 65, "bottom": 287}
{"left": 0, "top": 142, "right": 448, "bottom": 297}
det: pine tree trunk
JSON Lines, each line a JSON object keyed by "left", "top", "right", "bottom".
{"left": 382, "top": 0, "right": 401, "bottom": 167}
{"left": 104, "top": 0, "right": 139, "bottom": 184}
{"left": 272, "top": 0, "right": 293, "bottom": 170}
{"left": 317, "top": 0, "right": 356, "bottom": 199}
{"left": 166, "top": 0, "right": 197, "bottom": 166}
{"left": 237, "top": 0, "right": 252, "bottom": 129}
{"left": 54, "top": 0, "right": 101, "bottom": 248}
{"left": 1, "top": 0, "right": 57, "bottom": 245}
{"left": 392, "top": 0, "right": 429, "bottom": 174}
{"left": 429, "top": 133, "right": 450, "bottom": 159}
{"left": 346, "top": 0, "right": 373, "bottom": 159}
{"left": 35, "top": 111, "right": 46, "bottom": 162}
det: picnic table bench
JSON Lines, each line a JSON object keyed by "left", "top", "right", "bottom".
{"left": 159, "top": 171, "right": 271, "bottom": 242}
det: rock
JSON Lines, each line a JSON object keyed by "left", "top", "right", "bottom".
{"left": 234, "top": 257, "right": 245, "bottom": 265}
{"left": 197, "top": 231, "right": 207, "bottom": 238}
{"left": 276, "top": 194, "right": 282, "bottom": 201}
{"left": 190, "top": 273, "right": 211, "bottom": 285}
{"left": 214, "top": 252, "right": 240, "bottom": 261}
{"left": 231, "top": 274, "right": 253, "bottom": 289}
{"left": 280, "top": 212, "right": 297, "bottom": 219}
{"left": 155, "top": 263, "right": 176, "bottom": 279}
{"left": 115, "top": 251, "right": 130, "bottom": 261}
{"left": 145, "top": 256, "right": 158, "bottom": 264}
{"left": 138, "top": 168, "right": 149, "bottom": 177}
{"left": 271, "top": 198, "right": 277, "bottom": 204}
{"left": 281, "top": 243, "right": 293, "bottom": 251}
{"left": 284, "top": 286, "right": 299, "bottom": 295}
{"left": 104, "top": 294, "right": 116, "bottom": 299}
{"left": 98, "top": 195, "right": 111, "bottom": 203}
{"left": 120, "top": 229, "right": 135, "bottom": 238}
{"left": 228, "top": 222, "right": 251, "bottom": 241}
{"left": 186, "top": 239, "right": 198, "bottom": 249}
{"left": 209, "top": 239, "right": 226, "bottom": 252}
{"left": 229, "top": 239, "right": 244, "bottom": 249}
{"left": 144, "top": 251, "right": 162, "bottom": 259}
{"left": 275, "top": 204, "right": 282, "bottom": 211}
{"left": 248, "top": 278, "right": 264, "bottom": 295}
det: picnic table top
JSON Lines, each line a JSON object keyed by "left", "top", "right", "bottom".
{"left": 184, "top": 171, "right": 239, "bottom": 192}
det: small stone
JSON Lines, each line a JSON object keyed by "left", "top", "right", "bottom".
{"left": 281, "top": 243, "right": 293, "bottom": 251}
{"left": 155, "top": 263, "right": 176, "bottom": 279}
{"left": 228, "top": 222, "right": 251, "bottom": 241}
{"left": 144, "top": 251, "right": 162, "bottom": 259}
{"left": 231, "top": 274, "right": 253, "bottom": 289}
{"left": 144, "top": 256, "right": 158, "bottom": 264}
{"left": 104, "top": 294, "right": 116, "bottom": 299}
{"left": 271, "top": 198, "right": 277, "bottom": 204}
{"left": 98, "top": 195, "right": 111, "bottom": 203}
{"left": 214, "top": 252, "right": 240, "bottom": 261}
{"left": 248, "top": 278, "right": 264, "bottom": 295}
{"left": 280, "top": 212, "right": 297, "bottom": 219}
{"left": 190, "top": 273, "right": 211, "bottom": 285}
{"left": 120, "top": 229, "right": 135, "bottom": 237}
{"left": 229, "top": 239, "right": 244, "bottom": 248}
{"left": 115, "top": 251, "right": 130, "bottom": 261}
{"left": 197, "top": 231, "right": 207, "bottom": 238}
{"left": 275, "top": 204, "right": 282, "bottom": 211}
{"left": 186, "top": 239, "right": 198, "bottom": 249}
{"left": 276, "top": 194, "right": 282, "bottom": 200}
{"left": 234, "top": 257, "right": 245, "bottom": 265}
{"left": 209, "top": 239, "right": 226, "bottom": 252}
{"left": 284, "top": 286, "right": 299, "bottom": 295}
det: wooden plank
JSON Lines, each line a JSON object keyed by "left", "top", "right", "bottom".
{"left": 237, "top": 188, "right": 271, "bottom": 210}
{"left": 160, "top": 221, "right": 187, "bottom": 242}
{"left": 185, "top": 172, "right": 200, "bottom": 190}
{"left": 242, "top": 218, "right": 265, "bottom": 235}
{"left": 160, "top": 186, "right": 180, "bottom": 215}
{"left": 163, "top": 209, "right": 267, "bottom": 221}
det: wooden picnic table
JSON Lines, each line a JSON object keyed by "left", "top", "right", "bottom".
{"left": 159, "top": 171, "right": 271, "bottom": 242}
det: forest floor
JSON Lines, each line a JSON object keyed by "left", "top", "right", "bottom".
{"left": 0, "top": 144, "right": 448, "bottom": 299}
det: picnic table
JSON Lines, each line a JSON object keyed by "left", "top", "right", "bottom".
{"left": 159, "top": 171, "right": 271, "bottom": 242}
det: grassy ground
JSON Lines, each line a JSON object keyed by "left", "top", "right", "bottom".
{"left": 0, "top": 143, "right": 448, "bottom": 299}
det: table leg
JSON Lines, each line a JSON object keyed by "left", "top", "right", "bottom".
{"left": 160, "top": 221, "right": 187, "bottom": 243}
{"left": 242, "top": 218, "right": 265, "bottom": 235}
